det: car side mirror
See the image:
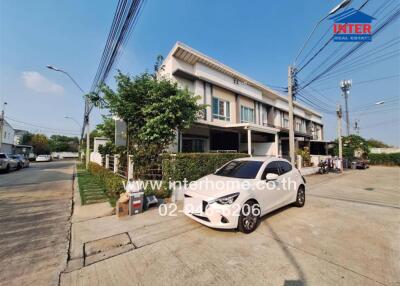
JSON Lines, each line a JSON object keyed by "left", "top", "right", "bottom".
{"left": 266, "top": 173, "right": 279, "bottom": 181}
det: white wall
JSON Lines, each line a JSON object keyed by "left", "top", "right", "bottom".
{"left": 90, "top": 152, "right": 103, "bottom": 165}
{"left": 370, "top": 148, "right": 400, "bottom": 154}
{"left": 1, "top": 121, "right": 14, "bottom": 145}
{"left": 94, "top": 137, "right": 109, "bottom": 153}
{"left": 240, "top": 142, "right": 277, "bottom": 156}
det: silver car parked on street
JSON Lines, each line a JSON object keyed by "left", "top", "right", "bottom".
{"left": 0, "top": 153, "right": 19, "bottom": 172}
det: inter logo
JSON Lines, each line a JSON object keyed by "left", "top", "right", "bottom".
{"left": 330, "top": 8, "right": 376, "bottom": 42}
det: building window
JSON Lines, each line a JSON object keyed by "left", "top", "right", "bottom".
{"left": 240, "top": 106, "right": 254, "bottom": 123}
{"left": 182, "top": 138, "right": 205, "bottom": 152}
{"left": 282, "top": 113, "right": 289, "bottom": 128}
{"left": 212, "top": 97, "right": 230, "bottom": 121}
{"left": 262, "top": 106, "right": 268, "bottom": 126}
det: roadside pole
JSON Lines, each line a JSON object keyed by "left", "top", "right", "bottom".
{"left": 337, "top": 104, "right": 343, "bottom": 171}
{"left": 287, "top": 66, "right": 296, "bottom": 166}
{"left": 85, "top": 113, "right": 90, "bottom": 169}
{"left": 0, "top": 102, "right": 7, "bottom": 152}
{"left": 340, "top": 80, "right": 352, "bottom": 136}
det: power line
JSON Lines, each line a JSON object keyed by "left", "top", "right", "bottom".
{"left": 349, "top": 96, "right": 399, "bottom": 112}
{"left": 308, "top": 50, "right": 400, "bottom": 84}
{"left": 298, "top": 0, "right": 397, "bottom": 80}
{"left": 316, "top": 74, "right": 400, "bottom": 90}
{"left": 5, "top": 116, "right": 80, "bottom": 134}
{"left": 299, "top": 8, "right": 400, "bottom": 91}
{"left": 351, "top": 107, "right": 399, "bottom": 115}
{"left": 360, "top": 118, "right": 400, "bottom": 129}
{"left": 318, "top": 38, "right": 400, "bottom": 79}
{"left": 296, "top": 91, "right": 336, "bottom": 114}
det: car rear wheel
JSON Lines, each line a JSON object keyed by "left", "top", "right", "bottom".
{"left": 238, "top": 200, "right": 260, "bottom": 234}
{"left": 294, "top": 186, "right": 305, "bottom": 207}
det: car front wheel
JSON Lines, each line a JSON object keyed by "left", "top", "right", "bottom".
{"left": 294, "top": 186, "right": 305, "bottom": 207}
{"left": 238, "top": 200, "right": 260, "bottom": 234}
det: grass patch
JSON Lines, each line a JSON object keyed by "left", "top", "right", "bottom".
{"left": 76, "top": 166, "right": 108, "bottom": 205}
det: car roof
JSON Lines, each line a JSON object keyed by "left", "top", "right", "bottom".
{"left": 233, "top": 156, "right": 290, "bottom": 164}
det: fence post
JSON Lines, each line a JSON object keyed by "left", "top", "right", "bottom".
{"left": 105, "top": 154, "right": 110, "bottom": 169}
{"left": 114, "top": 154, "right": 119, "bottom": 173}
{"left": 128, "top": 155, "right": 134, "bottom": 180}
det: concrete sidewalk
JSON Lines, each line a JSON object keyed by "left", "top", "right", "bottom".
{"left": 61, "top": 166, "right": 400, "bottom": 286}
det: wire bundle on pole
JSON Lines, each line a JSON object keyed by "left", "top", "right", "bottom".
{"left": 80, "top": 0, "right": 145, "bottom": 140}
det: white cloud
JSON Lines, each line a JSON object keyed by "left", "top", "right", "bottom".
{"left": 21, "top": 71, "right": 64, "bottom": 95}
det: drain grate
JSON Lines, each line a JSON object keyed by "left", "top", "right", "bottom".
{"left": 84, "top": 233, "right": 135, "bottom": 266}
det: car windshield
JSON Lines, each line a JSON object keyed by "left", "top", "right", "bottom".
{"left": 215, "top": 160, "right": 263, "bottom": 179}
{"left": 0, "top": 154, "right": 6, "bottom": 159}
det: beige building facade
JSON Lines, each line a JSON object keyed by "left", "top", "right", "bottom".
{"left": 159, "top": 42, "right": 325, "bottom": 157}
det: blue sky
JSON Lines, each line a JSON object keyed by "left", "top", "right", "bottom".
{"left": 1, "top": 0, "right": 399, "bottom": 145}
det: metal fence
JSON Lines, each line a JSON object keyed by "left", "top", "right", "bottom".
{"left": 108, "top": 155, "right": 114, "bottom": 172}
{"left": 117, "top": 155, "right": 127, "bottom": 179}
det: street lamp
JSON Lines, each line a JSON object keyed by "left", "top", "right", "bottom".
{"left": 353, "top": 101, "right": 386, "bottom": 135}
{"left": 47, "top": 65, "right": 90, "bottom": 168}
{"left": 294, "top": 0, "right": 352, "bottom": 64}
{"left": 46, "top": 65, "right": 85, "bottom": 94}
{"left": 287, "top": 0, "right": 352, "bottom": 166}
{"left": 64, "top": 116, "right": 81, "bottom": 129}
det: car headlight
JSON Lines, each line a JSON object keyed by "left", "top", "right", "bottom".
{"left": 210, "top": 192, "right": 240, "bottom": 205}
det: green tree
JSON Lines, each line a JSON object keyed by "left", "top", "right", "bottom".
{"left": 93, "top": 115, "right": 115, "bottom": 143}
{"left": 88, "top": 71, "right": 204, "bottom": 155}
{"left": 334, "top": 134, "right": 369, "bottom": 160}
{"left": 49, "top": 135, "right": 79, "bottom": 152}
{"left": 367, "top": 138, "right": 390, "bottom": 148}
{"left": 31, "top": 134, "right": 50, "bottom": 155}
{"left": 21, "top": 132, "right": 33, "bottom": 145}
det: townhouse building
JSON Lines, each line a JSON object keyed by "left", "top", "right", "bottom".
{"left": 158, "top": 42, "right": 325, "bottom": 158}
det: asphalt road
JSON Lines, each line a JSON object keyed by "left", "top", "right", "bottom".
{"left": 0, "top": 160, "right": 75, "bottom": 286}
{"left": 61, "top": 166, "right": 400, "bottom": 286}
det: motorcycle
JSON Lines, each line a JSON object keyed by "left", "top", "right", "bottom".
{"left": 318, "top": 160, "right": 329, "bottom": 174}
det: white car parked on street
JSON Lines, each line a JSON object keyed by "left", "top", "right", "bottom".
{"left": 35, "top": 155, "right": 52, "bottom": 162}
{"left": 184, "top": 157, "right": 306, "bottom": 233}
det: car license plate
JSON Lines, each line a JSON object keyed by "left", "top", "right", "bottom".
{"left": 184, "top": 197, "right": 202, "bottom": 214}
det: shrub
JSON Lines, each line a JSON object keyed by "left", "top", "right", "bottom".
{"left": 368, "top": 153, "right": 400, "bottom": 166}
{"left": 162, "top": 153, "right": 249, "bottom": 183}
{"left": 87, "top": 162, "right": 126, "bottom": 205}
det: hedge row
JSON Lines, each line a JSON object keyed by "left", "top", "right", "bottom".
{"left": 368, "top": 153, "right": 400, "bottom": 166}
{"left": 162, "top": 153, "right": 249, "bottom": 183}
{"left": 87, "top": 162, "right": 126, "bottom": 206}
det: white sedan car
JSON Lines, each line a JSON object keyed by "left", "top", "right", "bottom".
{"left": 35, "top": 155, "right": 52, "bottom": 162}
{"left": 184, "top": 157, "right": 306, "bottom": 233}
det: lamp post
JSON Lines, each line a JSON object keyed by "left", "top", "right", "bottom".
{"left": 47, "top": 65, "right": 90, "bottom": 168}
{"left": 353, "top": 101, "right": 386, "bottom": 135}
{"left": 288, "top": 0, "right": 352, "bottom": 166}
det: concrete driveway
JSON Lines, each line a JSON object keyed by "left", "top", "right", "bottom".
{"left": 0, "top": 161, "right": 74, "bottom": 286}
{"left": 61, "top": 166, "right": 400, "bottom": 286}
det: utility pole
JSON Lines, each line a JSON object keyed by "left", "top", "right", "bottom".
{"left": 340, "top": 80, "right": 352, "bottom": 136}
{"left": 337, "top": 104, "right": 343, "bottom": 171}
{"left": 0, "top": 102, "right": 7, "bottom": 152}
{"left": 85, "top": 113, "right": 90, "bottom": 169}
{"left": 287, "top": 66, "right": 296, "bottom": 166}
